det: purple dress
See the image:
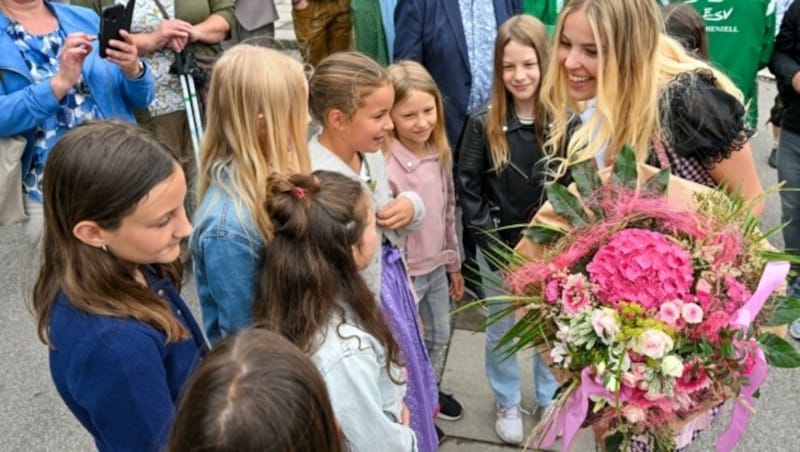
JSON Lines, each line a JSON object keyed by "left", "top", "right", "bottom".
{"left": 380, "top": 244, "right": 439, "bottom": 452}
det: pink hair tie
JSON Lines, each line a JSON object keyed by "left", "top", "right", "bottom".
{"left": 291, "top": 186, "right": 306, "bottom": 200}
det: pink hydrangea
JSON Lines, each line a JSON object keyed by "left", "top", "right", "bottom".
{"left": 586, "top": 229, "right": 695, "bottom": 310}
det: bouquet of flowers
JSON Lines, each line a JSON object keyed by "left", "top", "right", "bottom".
{"left": 484, "top": 147, "right": 800, "bottom": 451}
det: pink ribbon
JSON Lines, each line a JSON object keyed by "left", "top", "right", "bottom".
{"left": 537, "top": 368, "right": 616, "bottom": 451}
{"left": 715, "top": 260, "right": 789, "bottom": 451}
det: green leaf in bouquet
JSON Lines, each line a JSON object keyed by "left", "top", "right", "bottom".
{"left": 546, "top": 183, "right": 590, "bottom": 226}
{"left": 766, "top": 296, "right": 800, "bottom": 326}
{"left": 761, "top": 250, "right": 800, "bottom": 265}
{"left": 755, "top": 219, "right": 791, "bottom": 243}
{"left": 610, "top": 144, "right": 638, "bottom": 189}
{"left": 571, "top": 159, "right": 602, "bottom": 195}
{"left": 758, "top": 332, "right": 800, "bottom": 368}
{"left": 641, "top": 168, "right": 670, "bottom": 196}
{"left": 495, "top": 309, "right": 551, "bottom": 359}
{"left": 570, "top": 160, "right": 604, "bottom": 218}
{"left": 523, "top": 223, "right": 566, "bottom": 244}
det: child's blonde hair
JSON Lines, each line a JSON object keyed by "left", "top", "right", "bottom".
{"left": 386, "top": 60, "right": 452, "bottom": 169}
{"left": 309, "top": 51, "right": 392, "bottom": 123}
{"left": 199, "top": 45, "right": 311, "bottom": 243}
{"left": 487, "top": 14, "right": 550, "bottom": 172}
{"left": 541, "top": 0, "right": 741, "bottom": 174}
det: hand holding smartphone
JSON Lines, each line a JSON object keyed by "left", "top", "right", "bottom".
{"left": 99, "top": 1, "right": 135, "bottom": 59}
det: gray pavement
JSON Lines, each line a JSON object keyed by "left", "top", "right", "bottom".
{"left": 2, "top": 3, "right": 799, "bottom": 450}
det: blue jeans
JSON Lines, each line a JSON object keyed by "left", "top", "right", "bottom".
{"left": 778, "top": 129, "right": 800, "bottom": 296}
{"left": 481, "top": 251, "right": 558, "bottom": 408}
{"left": 412, "top": 265, "right": 452, "bottom": 380}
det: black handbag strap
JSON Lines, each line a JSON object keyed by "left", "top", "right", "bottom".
{"left": 152, "top": 0, "right": 170, "bottom": 20}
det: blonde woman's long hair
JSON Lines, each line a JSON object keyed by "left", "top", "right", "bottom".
{"left": 487, "top": 14, "right": 550, "bottom": 172}
{"left": 386, "top": 60, "right": 452, "bottom": 170}
{"left": 542, "top": 0, "right": 742, "bottom": 175}
{"left": 199, "top": 45, "right": 311, "bottom": 243}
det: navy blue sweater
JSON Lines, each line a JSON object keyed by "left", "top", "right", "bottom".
{"left": 48, "top": 268, "right": 207, "bottom": 452}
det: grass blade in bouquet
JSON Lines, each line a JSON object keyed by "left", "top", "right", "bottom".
{"left": 485, "top": 145, "right": 800, "bottom": 451}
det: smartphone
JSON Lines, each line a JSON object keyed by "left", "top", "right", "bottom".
{"left": 99, "top": 3, "right": 133, "bottom": 59}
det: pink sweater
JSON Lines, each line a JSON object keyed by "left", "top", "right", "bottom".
{"left": 385, "top": 139, "right": 460, "bottom": 276}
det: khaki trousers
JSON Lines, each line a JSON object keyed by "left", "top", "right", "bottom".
{"left": 292, "top": 0, "right": 353, "bottom": 66}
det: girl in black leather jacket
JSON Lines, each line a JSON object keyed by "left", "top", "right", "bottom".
{"left": 455, "top": 15, "right": 559, "bottom": 445}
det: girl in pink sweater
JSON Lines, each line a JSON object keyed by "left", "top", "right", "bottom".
{"left": 385, "top": 60, "right": 465, "bottom": 428}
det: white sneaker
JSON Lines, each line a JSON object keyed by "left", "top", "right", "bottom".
{"left": 495, "top": 403, "right": 523, "bottom": 444}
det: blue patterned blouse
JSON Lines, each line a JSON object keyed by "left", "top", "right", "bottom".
{"left": 6, "top": 20, "right": 100, "bottom": 202}
{"left": 459, "top": 0, "right": 497, "bottom": 112}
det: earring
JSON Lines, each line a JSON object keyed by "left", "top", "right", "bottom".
{"left": 101, "top": 244, "right": 108, "bottom": 253}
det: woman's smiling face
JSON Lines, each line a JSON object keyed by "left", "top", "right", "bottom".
{"left": 558, "top": 7, "right": 601, "bottom": 101}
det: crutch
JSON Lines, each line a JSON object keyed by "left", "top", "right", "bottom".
{"left": 173, "top": 51, "right": 205, "bottom": 172}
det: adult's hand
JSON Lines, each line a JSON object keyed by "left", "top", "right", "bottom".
{"left": 157, "top": 19, "right": 193, "bottom": 52}
{"left": 105, "top": 30, "right": 142, "bottom": 78}
{"left": 51, "top": 32, "right": 95, "bottom": 100}
{"left": 168, "top": 35, "right": 189, "bottom": 53}
{"left": 130, "top": 19, "right": 192, "bottom": 54}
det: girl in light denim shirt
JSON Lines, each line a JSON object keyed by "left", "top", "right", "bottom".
{"left": 190, "top": 45, "right": 311, "bottom": 344}
{"left": 254, "top": 171, "right": 417, "bottom": 451}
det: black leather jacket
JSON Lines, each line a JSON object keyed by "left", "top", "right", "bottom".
{"left": 457, "top": 107, "right": 549, "bottom": 254}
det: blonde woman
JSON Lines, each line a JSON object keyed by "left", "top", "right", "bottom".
{"left": 538, "top": 0, "right": 763, "bottom": 449}
{"left": 190, "top": 45, "right": 311, "bottom": 344}
{"left": 542, "top": 0, "right": 763, "bottom": 214}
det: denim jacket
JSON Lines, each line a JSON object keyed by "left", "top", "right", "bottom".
{"left": 0, "top": 1, "right": 155, "bottom": 179}
{"left": 190, "top": 182, "right": 263, "bottom": 344}
{"left": 311, "top": 309, "right": 418, "bottom": 451}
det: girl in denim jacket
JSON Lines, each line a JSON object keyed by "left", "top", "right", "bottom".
{"left": 384, "top": 60, "right": 466, "bottom": 427}
{"left": 190, "top": 45, "right": 311, "bottom": 344}
{"left": 254, "top": 171, "right": 417, "bottom": 451}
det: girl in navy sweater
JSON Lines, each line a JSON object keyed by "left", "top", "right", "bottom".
{"left": 31, "top": 121, "right": 207, "bottom": 452}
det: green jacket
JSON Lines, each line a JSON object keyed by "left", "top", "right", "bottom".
{"left": 352, "top": 0, "right": 389, "bottom": 66}
{"left": 661, "top": 0, "right": 776, "bottom": 127}
{"left": 523, "top": 0, "right": 563, "bottom": 36}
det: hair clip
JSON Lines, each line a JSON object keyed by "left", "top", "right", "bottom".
{"left": 291, "top": 186, "right": 306, "bottom": 200}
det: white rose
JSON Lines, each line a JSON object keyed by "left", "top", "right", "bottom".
{"left": 660, "top": 355, "right": 683, "bottom": 378}
{"left": 591, "top": 308, "right": 621, "bottom": 344}
{"left": 632, "top": 329, "right": 674, "bottom": 359}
